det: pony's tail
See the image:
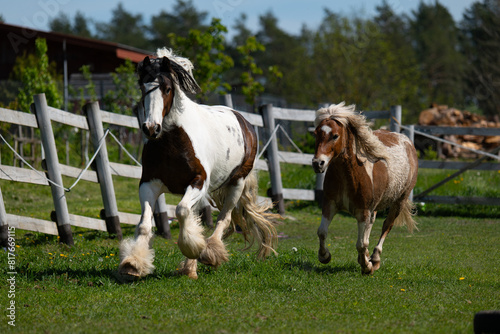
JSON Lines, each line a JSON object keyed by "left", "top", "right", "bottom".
{"left": 394, "top": 199, "right": 418, "bottom": 233}
{"left": 230, "top": 172, "right": 282, "bottom": 258}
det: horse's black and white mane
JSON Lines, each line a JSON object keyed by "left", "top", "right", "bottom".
{"left": 137, "top": 49, "right": 200, "bottom": 95}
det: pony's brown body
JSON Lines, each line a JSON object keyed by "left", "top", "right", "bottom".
{"left": 312, "top": 103, "right": 418, "bottom": 274}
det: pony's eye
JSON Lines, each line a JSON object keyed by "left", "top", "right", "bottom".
{"left": 165, "top": 87, "right": 172, "bottom": 94}
{"left": 332, "top": 134, "right": 339, "bottom": 140}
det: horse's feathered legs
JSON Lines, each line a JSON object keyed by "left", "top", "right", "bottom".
{"left": 119, "top": 181, "right": 163, "bottom": 277}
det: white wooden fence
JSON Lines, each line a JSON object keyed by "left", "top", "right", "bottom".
{"left": 1, "top": 93, "right": 499, "bottom": 245}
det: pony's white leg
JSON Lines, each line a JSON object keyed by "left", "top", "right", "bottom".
{"left": 176, "top": 185, "right": 206, "bottom": 260}
{"left": 199, "top": 179, "right": 245, "bottom": 268}
{"left": 119, "top": 181, "right": 163, "bottom": 277}
{"left": 318, "top": 200, "right": 337, "bottom": 264}
{"left": 370, "top": 203, "right": 402, "bottom": 272}
{"left": 356, "top": 211, "right": 376, "bottom": 275}
{"left": 177, "top": 258, "right": 199, "bottom": 280}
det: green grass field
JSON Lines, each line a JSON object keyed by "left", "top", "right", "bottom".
{"left": 1, "top": 167, "right": 499, "bottom": 333}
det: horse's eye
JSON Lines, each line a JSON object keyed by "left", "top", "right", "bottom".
{"left": 332, "top": 134, "right": 339, "bottom": 140}
{"left": 165, "top": 87, "right": 172, "bottom": 94}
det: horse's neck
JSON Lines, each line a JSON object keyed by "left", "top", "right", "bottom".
{"left": 163, "top": 88, "right": 197, "bottom": 129}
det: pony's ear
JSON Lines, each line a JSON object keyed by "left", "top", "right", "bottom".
{"left": 160, "top": 56, "right": 171, "bottom": 73}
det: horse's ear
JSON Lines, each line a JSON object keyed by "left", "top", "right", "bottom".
{"left": 160, "top": 57, "right": 171, "bottom": 73}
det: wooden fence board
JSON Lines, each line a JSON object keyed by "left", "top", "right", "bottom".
{"left": 419, "top": 160, "right": 500, "bottom": 171}
{"left": 48, "top": 107, "right": 89, "bottom": 129}
{"left": 7, "top": 214, "right": 58, "bottom": 235}
{"left": 273, "top": 107, "right": 315, "bottom": 122}
{"left": 415, "top": 126, "right": 500, "bottom": 136}
{"left": 278, "top": 151, "right": 314, "bottom": 165}
{"left": 101, "top": 110, "right": 139, "bottom": 129}
{"left": 283, "top": 188, "right": 315, "bottom": 201}
{"left": 0, "top": 107, "right": 38, "bottom": 128}
{"left": 418, "top": 196, "right": 500, "bottom": 206}
{"left": 239, "top": 111, "right": 264, "bottom": 127}
{"left": 59, "top": 164, "right": 98, "bottom": 183}
{"left": 109, "top": 162, "right": 142, "bottom": 179}
{"left": 0, "top": 164, "right": 49, "bottom": 185}
{"left": 69, "top": 214, "right": 107, "bottom": 231}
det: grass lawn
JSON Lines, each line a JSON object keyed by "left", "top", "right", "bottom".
{"left": 1, "top": 166, "right": 499, "bottom": 333}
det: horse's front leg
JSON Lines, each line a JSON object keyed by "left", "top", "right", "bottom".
{"left": 176, "top": 181, "right": 207, "bottom": 260}
{"left": 119, "top": 181, "right": 163, "bottom": 278}
{"left": 370, "top": 203, "right": 401, "bottom": 272}
{"left": 199, "top": 179, "right": 245, "bottom": 268}
{"left": 356, "top": 210, "right": 376, "bottom": 275}
{"left": 317, "top": 200, "right": 337, "bottom": 264}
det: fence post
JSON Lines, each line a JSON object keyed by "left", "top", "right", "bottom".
{"left": 33, "top": 94, "right": 74, "bottom": 245}
{"left": 0, "top": 187, "right": 8, "bottom": 247}
{"left": 219, "top": 94, "right": 233, "bottom": 109}
{"left": 260, "top": 104, "right": 285, "bottom": 214}
{"left": 390, "top": 105, "right": 402, "bottom": 133}
{"left": 154, "top": 194, "right": 172, "bottom": 239}
{"left": 84, "top": 101, "right": 122, "bottom": 240}
{"left": 405, "top": 125, "right": 415, "bottom": 202}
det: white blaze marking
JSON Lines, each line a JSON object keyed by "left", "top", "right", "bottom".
{"left": 321, "top": 125, "right": 332, "bottom": 134}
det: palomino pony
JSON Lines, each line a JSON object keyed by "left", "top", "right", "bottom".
{"left": 312, "top": 102, "right": 418, "bottom": 274}
{"left": 119, "top": 48, "right": 279, "bottom": 279}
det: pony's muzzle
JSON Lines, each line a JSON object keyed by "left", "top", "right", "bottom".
{"left": 142, "top": 123, "right": 161, "bottom": 139}
{"left": 312, "top": 158, "right": 327, "bottom": 173}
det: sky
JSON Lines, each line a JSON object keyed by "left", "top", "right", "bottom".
{"left": 1, "top": 0, "right": 479, "bottom": 37}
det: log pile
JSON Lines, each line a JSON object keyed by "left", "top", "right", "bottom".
{"left": 418, "top": 104, "right": 500, "bottom": 159}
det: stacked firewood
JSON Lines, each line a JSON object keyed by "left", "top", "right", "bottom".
{"left": 418, "top": 104, "right": 500, "bottom": 158}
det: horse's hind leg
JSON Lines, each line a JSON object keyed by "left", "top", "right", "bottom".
{"left": 356, "top": 211, "right": 376, "bottom": 275}
{"left": 317, "top": 200, "right": 337, "bottom": 264}
{"left": 199, "top": 179, "right": 245, "bottom": 268}
{"left": 370, "top": 203, "right": 401, "bottom": 272}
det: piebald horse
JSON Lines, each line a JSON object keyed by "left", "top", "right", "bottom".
{"left": 312, "top": 102, "right": 418, "bottom": 274}
{"left": 119, "top": 48, "right": 279, "bottom": 279}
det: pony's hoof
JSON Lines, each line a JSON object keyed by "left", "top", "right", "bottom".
{"left": 318, "top": 250, "right": 332, "bottom": 264}
{"left": 177, "top": 260, "right": 198, "bottom": 279}
{"left": 198, "top": 238, "right": 228, "bottom": 268}
{"left": 370, "top": 260, "right": 381, "bottom": 272}
{"left": 361, "top": 262, "right": 375, "bottom": 275}
{"left": 119, "top": 263, "right": 141, "bottom": 279}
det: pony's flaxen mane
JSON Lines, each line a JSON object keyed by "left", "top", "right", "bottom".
{"left": 315, "top": 102, "right": 390, "bottom": 163}
{"left": 156, "top": 48, "right": 194, "bottom": 76}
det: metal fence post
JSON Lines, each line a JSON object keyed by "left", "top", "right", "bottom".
{"left": 84, "top": 101, "right": 122, "bottom": 240}
{"left": 33, "top": 94, "right": 74, "bottom": 245}
{"left": 390, "top": 105, "right": 402, "bottom": 133}
{"left": 260, "top": 104, "right": 285, "bottom": 214}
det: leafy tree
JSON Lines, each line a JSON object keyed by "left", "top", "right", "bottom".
{"left": 49, "top": 11, "right": 93, "bottom": 37}
{"left": 10, "top": 38, "right": 62, "bottom": 112}
{"left": 103, "top": 59, "right": 140, "bottom": 116}
{"left": 460, "top": 0, "right": 500, "bottom": 116}
{"left": 410, "top": 1, "right": 466, "bottom": 107}
{"left": 95, "top": 3, "right": 150, "bottom": 50}
{"left": 149, "top": 0, "right": 208, "bottom": 47}
{"left": 169, "top": 18, "right": 234, "bottom": 100}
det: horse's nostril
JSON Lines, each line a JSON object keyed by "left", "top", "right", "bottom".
{"left": 154, "top": 124, "right": 161, "bottom": 135}
{"left": 319, "top": 161, "right": 325, "bottom": 167}
{"left": 142, "top": 124, "right": 149, "bottom": 136}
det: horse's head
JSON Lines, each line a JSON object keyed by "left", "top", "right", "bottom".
{"left": 137, "top": 54, "right": 199, "bottom": 139}
{"left": 137, "top": 56, "right": 175, "bottom": 139}
{"left": 312, "top": 118, "right": 346, "bottom": 173}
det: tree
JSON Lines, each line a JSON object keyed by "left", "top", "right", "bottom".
{"left": 410, "top": 1, "right": 467, "bottom": 107}
{"left": 461, "top": 0, "right": 500, "bottom": 116}
{"left": 95, "top": 3, "right": 150, "bottom": 50}
{"left": 10, "top": 38, "right": 62, "bottom": 112}
{"left": 149, "top": 0, "right": 208, "bottom": 47}
{"left": 169, "top": 18, "right": 234, "bottom": 101}
{"left": 49, "top": 11, "right": 93, "bottom": 38}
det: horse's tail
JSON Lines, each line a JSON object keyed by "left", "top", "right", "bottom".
{"left": 394, "top": 198, "right": 418, "bottom": 233}
{"left": 230, "top": 171, "right": 282, "bottom": 259}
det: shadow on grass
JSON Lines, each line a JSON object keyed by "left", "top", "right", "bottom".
{"left": 283, "top": 258, "right": 359, "bottom": 275}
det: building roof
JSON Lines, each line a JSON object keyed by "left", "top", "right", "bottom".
{"left": 0, "top": 22, "right": 153, "bottom": 80}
